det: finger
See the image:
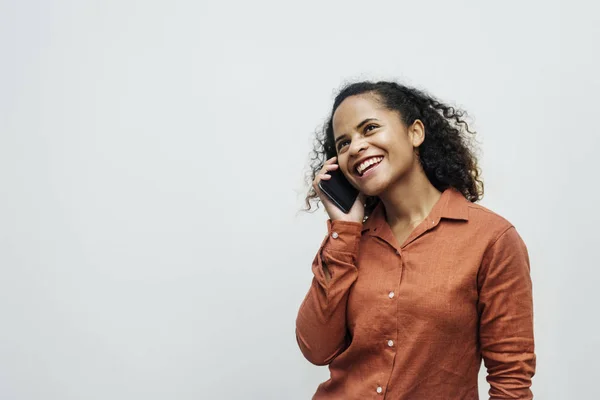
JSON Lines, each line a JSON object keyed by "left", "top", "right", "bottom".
{"left": 321, "top": 163, "right": 339, "bottom": 173}
{"left": 313, "top": 172, "right": 332, "bottom": 194}
{"left": 313, "top": 173, "right": 331, "bottom": 188}
{"left": 324, "top": 156, "right": 338, "bottom": 165}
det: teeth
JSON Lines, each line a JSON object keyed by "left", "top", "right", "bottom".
{"left": 356, "top": 157, "right": 383, "bottom": 175}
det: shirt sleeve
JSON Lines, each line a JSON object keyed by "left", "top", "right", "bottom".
{"left": 295, "top": 219, "right": 363, "bottom": 366}
{"left": 478, "top": 226, "right": 536, "bottom": 399}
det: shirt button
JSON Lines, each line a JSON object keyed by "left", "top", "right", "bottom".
{"left": 332, "top": 232, "right": 339, "bottom": 239}
{"left": 387, "top": 340, "right": 394, "bottom": 347}
{"left": 376, "top": 386, "right": 383, "bottom": 394}
{"left": 388, "top": 291, "right": 395, "bottom": 299}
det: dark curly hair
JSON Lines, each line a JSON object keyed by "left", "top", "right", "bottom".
{"left": 304, "top": 81, "right": 484, "bottom": 214}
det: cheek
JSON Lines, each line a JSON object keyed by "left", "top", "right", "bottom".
{"left": 337, "top": 155, "right": 351, "bottom": 175}
{"left": 387, "top": 142, "right": 415, "bottom": 169}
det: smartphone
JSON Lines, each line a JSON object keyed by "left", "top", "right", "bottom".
{"left": 318, "top": 166, "right": 359, "bottom": 213}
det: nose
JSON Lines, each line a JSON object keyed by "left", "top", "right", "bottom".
{"left": 348, "top": 137, "right": 368, "bottom": 157}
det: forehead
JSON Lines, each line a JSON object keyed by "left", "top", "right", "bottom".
{"left": 332, "top": 94, "right": 386, "bottom": 136}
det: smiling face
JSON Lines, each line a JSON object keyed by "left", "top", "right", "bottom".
{"left": 331, "top": 93, "right": 425, "bottom": 197}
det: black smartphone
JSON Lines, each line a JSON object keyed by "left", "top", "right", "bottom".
{"left": 318, "top": 166, "right": 359, "bottom": 213}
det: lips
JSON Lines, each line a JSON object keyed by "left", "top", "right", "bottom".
{"left": 355, "top": 156, "right": 383, "bottom": 176}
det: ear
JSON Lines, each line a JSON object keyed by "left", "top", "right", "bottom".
{"left": 408, "top": 119, "right": 425, "bottom": 148}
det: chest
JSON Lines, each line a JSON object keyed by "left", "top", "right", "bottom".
{"left": 346, "top": 234, "right": 483, "bottom": 339}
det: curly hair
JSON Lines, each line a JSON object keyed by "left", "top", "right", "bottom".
{"left": 304, "top": 81, "right": 484, "bottom": 214}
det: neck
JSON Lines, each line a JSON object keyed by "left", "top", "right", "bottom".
{"left": 378, "top": 165, "right": 442, "bottom": 229}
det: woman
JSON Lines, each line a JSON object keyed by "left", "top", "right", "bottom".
{"left": 296, "top": 81, "right": 535, "bottom": 399}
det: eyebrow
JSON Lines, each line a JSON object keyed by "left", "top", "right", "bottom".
{"left": 334, "top": 118, "right": 380, "bottom": 146}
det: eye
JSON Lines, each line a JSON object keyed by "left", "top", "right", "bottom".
{"left": 337, "top": 139, "right": 350, "bottom": 152}
{"left": 364, "top": 123, "right": 379, "bottom": 133}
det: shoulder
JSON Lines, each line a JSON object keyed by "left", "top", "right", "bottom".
{"left": 467, "top": 201, "right": 512, "bottom": 227}
{"left": 464, "top": 201, "right": 518, "bottom": 244}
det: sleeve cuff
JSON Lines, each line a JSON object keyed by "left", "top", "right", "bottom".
{"left": 323, "top": 219, "right": 363, "bottom": 254}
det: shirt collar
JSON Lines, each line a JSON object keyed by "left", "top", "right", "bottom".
{"left": 361, "top": 187, "right": 470, "bottom": 234}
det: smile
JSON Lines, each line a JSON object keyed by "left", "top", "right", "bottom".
{"left": 356, "top": 156, "right": 383, "bottom": 176}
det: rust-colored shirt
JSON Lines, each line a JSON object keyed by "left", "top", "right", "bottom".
{"left": 296, "top": 188, "right": 535, "bottom": 399}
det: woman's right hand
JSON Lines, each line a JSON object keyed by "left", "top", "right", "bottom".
{"left": 313, "top": 156, "right": 365, "bottom": 224}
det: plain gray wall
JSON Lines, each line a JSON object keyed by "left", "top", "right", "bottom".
{"left": 1, "top": 0, "right": 598, "bottom": 399}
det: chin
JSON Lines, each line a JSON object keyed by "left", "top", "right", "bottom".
{"left": 358, "top": 181, "right": 388, "bottom": 197}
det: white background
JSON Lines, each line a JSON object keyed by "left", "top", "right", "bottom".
{"left": 1, "top": 1, "right": 598, "bottom": 399}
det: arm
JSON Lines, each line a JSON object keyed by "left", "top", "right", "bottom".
{"left": 477, "top": 226, "right": 536, "bottom": 399}
{"left": 295, "top": 220, "right": 362, "bottom": 365}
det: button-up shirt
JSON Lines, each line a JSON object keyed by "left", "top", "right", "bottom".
{"left": 296, "top": 188, "right": 535, "bottom": 399}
